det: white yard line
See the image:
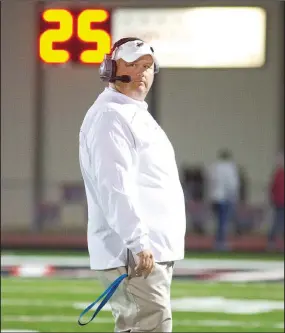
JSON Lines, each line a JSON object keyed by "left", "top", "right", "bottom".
{"left": 2, "top": 286, "right": 283, "bottom": 301}
{"left": 2, "top": 299, "right": 74, "bottom": 307}
{"left": 1, "top": 286, "right": 97, "bottom": 294}
{"left": 1, "top": 315, "right": 111, "bottom": 323}
{"left": 170, "top": 289, "right": 283, "bottom": 300}
{"left": 2, "top": 297, "right": 284, "bottom": 314}
{"left": 1, "top": 255, "right": 284, "bottom": 270}
{"left": 211, "top": 269, "right": 284, "bottom": 282}
{"left": 1, "top": 315, "right": 283, "bottom": 329}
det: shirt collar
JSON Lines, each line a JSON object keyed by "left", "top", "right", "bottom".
{"left": 104, "top": 87, "right": 148, "bottom": 110}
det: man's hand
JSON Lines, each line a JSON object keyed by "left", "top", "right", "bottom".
{"left": 135, "top": 249, "right": 155, "bottom": 278}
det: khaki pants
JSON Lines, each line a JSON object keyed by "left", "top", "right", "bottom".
{"left": 95, "top": 258, "right": 174, "bottom": 332}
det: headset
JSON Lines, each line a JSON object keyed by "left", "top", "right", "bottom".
{"left": 99, "top": 37, "right": 159, "bottom": 83}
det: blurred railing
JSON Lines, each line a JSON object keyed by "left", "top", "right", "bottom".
{"left": 1, "top": 178, "right": 283, "bottom": 251}
{"left": 0, "top": 178, "right": 274, "bottom": 235}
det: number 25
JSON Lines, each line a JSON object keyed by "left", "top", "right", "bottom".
{"left": 39, "top": 9, "right": 111, "bottom": 64}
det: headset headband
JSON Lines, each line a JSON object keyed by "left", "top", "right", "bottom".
{"left": 110, "top": 37, "right": 146, "bottom": 59}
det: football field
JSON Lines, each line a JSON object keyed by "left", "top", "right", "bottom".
{"left": 1, "top": 252, "right": 284, "bottom": 332}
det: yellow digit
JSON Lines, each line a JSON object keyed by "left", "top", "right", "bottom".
{"left": 39, "top": 9, "right": 73, "bottom": 64}
{"left": 78, "top": 9, "right": 111, "bottom": 64}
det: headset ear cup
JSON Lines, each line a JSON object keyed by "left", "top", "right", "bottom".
{"left": 99, "top": 56, "right": 117, "bottom": 82}
{"left": 109, "top": 60, "right": 117, "bottom": 82}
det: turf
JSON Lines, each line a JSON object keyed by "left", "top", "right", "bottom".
{"left": 2, "top": 249, "right": 284, "bottom": 261}
{"left": 1, "top": 278, "right": 284, "bottom": 332}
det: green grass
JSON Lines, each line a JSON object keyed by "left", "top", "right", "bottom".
{"left": 1, "top": 278, "right": 284, "bottom": 332}
{"left": 2, "top": 249, "right": 284, "bottom": 261}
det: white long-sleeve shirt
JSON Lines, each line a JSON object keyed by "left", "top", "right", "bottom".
{"left": 207, "top": 160, "right": 240, "bottom": 203}
{"left": 79, "top": 87, "right": 186, "bottom": 270}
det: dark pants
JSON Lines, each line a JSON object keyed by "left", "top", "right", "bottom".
{"left": 212, "top": 201, "right": 232, "bottom": 247}
{"left": 268, "top": 206, "right": 284, "bottom": 243}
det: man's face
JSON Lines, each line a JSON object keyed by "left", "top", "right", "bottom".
{"left": 114, "top": 55, "right": 155, "bottom": 101}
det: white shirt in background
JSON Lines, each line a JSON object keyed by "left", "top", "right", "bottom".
{"left": 79, "top": 87, "right": 186, "bottom": 270}
{"left": 207, "top": 160, "right": 240, "bottom": 203}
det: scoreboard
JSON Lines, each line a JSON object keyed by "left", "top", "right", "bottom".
{"left": 39, "top": 8, "right": 111, "bottom": 65}
{"left": 38, "top": 7, "right": 266, "bottom": 68}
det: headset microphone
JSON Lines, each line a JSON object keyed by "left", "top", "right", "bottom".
{"left": 113, "top": 75, "right": 131, "bottom": 83}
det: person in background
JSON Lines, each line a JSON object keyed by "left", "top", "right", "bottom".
{"left": 207, "top": 149, "right": 240, "bottom": 250}
{"left": 268, "top": 152, "right": 284, "bottom": 250}
{"left": 233, "top": 165, "right": 249, "bottom": 236}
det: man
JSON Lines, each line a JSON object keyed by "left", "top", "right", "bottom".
{"left": 79, "top": 37, "right": 186, "bottom": 332}
{"left": 207, "top": 149, "right": 239, "bottom": 250}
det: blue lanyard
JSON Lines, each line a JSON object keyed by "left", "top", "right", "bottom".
{"left": 78, "top": 273, "right": 128, "bottom": 326}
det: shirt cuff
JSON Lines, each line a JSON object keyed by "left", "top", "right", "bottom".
{"left": 127, "top": 234, "right": 150, "bottom": 255}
